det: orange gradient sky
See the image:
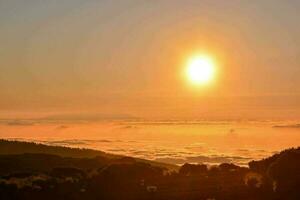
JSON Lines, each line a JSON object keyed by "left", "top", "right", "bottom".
{"left": 0, "top": 0, "right": 300, "bottom": 120}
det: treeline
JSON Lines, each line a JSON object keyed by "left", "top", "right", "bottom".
{"left": 0, "top": 140, "right": 299, "bottom": 200}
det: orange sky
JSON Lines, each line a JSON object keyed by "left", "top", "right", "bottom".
{"left": 0, "top": 0, "right": 300, "bottom": 120}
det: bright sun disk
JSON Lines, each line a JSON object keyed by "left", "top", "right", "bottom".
{"left": 186, "top": 55, "right": 216, "bottom": 85}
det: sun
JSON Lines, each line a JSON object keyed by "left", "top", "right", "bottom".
{"left": 185, "top": 55, "right": 216, "bottom": 85}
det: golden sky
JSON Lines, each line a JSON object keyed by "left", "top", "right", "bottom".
{"left": 0, "top": 0, "right": 300, "bottom": 119}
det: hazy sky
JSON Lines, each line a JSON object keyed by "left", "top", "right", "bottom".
{"left": 0, "top": 0, "right": 300, "bottom": 119}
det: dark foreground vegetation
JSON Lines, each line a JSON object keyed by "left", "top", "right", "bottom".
{"left": 0, "top": 140, "right": 299, "bottom": 200}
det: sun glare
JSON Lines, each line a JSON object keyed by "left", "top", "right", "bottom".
{"left": 186, "top": 55, "right": 216, "bottom": 85}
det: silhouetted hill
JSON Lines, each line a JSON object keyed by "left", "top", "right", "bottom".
{"left": 0, "top": 153, "right": 110, "bottom": 175}
{"left": 0, "top": 139, "right": 112, "bottom": 158}
{"left": 249, "top": 147, "right": 300, "bottom": 174}
{"left": 0, "top": 140, "right": 176, "bottom": 171}
{"left": 249, "top": 147, "right": 300, "bottom": 199}
{"left": 0, "top": 140, "right": 299, "bottom": 199}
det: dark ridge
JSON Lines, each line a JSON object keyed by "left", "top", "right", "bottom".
{"left": 0, "top": 140, "right": 299, "bottom": 199}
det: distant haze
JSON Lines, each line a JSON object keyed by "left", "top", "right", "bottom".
{"left": 1, "top": 0, "right": 300, "bottom": 120}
